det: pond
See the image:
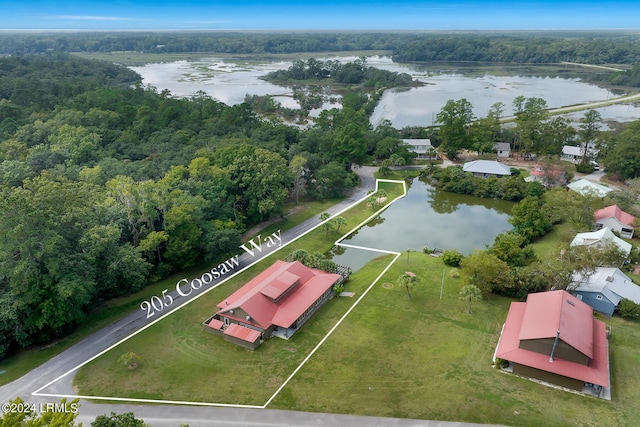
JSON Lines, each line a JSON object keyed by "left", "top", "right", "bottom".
{"left": 130, "top": 55, "right": 640, "bottom": 128}
{"left": 329, "top": 178, "right": 514, "bottom": 272}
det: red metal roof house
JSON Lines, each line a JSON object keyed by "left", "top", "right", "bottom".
{"left": 594, "top": 204, "right": 636, "bottom": 239}
{"left": 203, "top": 260, "right": 342, "bottom": 350}
{"left": 495, "top": 290, "right": 610, "bottom": 397}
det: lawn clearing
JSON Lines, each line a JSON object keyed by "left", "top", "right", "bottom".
{"left": 72, "top": 182, "right": 406, "bottom": 404}
{"left": 269, "top": 252, "right": 640, "bottom": 427}
{"left": 67, "top": 179, "right": 640, "bottom": 426}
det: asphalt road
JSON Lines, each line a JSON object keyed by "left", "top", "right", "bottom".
{"left": 0, "top": 166, "right": 505, "bottom": 426}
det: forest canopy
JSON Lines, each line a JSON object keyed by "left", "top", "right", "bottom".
{"left": 2, "top": 31, "right": 640, "bottom": 66}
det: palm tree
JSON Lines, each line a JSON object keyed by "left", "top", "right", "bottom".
{"left": 459, "top": 285, "right": 482, "bottom": 314}
{"left": 398, "top": 272, "right": 417, "bottom": 299}
{"left": 319, "top": 212, "right": 333, "bottom": 237}
{"left": 332, "top": 216, "right": 347, "bottom": 233}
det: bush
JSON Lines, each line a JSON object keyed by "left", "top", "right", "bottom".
{"left": 618, "top": 298, "right": 640, "bottom": 319}
{"left": 422, "top": 246, "right": 432, "bottom": 254}
{"left": 442, "top": 249, "right": 463, "bottom": 267}
{"left": 495, "top": 358, "right": 510, "bottom": 369}
{"left": 575, "top": 162, "right": 595, "bottom": 174}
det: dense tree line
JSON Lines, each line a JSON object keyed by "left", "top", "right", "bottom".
{"left": 390, "top": 32, "right": 640, "bottom": 65}
{"left": 0, "top": 32, "right": 401, "bottom": 55}
{"left": 0, "top": 53, "right": 416, "bottom": 358}
{"left": 3, "top": 31, "right": 640, "bottom": 68}
{"left": 458, "top": 187, "right": 637, "bottom": 300}
{"left": 423, "top": 94, "right": 640, "bottom": 181}
{"left": 425, "top": 165, "right": 534, "bottom": 202}
{"left": 263, "top": 57, "right": 419, "bottom": 88}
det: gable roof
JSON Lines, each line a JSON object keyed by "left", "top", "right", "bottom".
{"left": 495, "top": 292, "right": 609, "bottom": 387}
{"left": 572, "top": 267, "right": 640, "bottom": 306}
{"left": 494, "top": 142, "right": 511, "bottom": 151}
{"left": 570, "top": 227, "right": 632, "bottom": 256}
{"left": 594, "top": 205, "right": 636, "bottom": 227}
{"left": 562, "top": 144, "right": 598, "bottom": 157}
{"left": 402, "top": 139, "right": 432, "bottom": 154}
{"left": 567, "top": 179, "right": 613, "bottom": 198}
{"left": 518, "top": 290, "right": 594, "bottom": 359}
{"left": 562, "top": 145, "right": 583, "bottom": 157}
{"left": 216, "top": 260, "right": 341, "bottom": 329}
{"left": 462, "top": 160, "right": 511, "bottom": 176}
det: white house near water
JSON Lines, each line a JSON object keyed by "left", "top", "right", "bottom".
{"left": 567, "top": 179, "right": 613, "bottom": 198}
{"left": 462, "top": 160, "right": 511, "bottom": 178}
{"left": 561, "top": 144, "right": 598, "bottom": 164}
{"left": 402, "top": 139, "right": 436, "bottom": 160}
{"left": 570, "top": 227, "right": 632, "bottom": 258}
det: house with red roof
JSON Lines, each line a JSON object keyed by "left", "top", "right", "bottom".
{"left": 594, "top": 204, "right": 635, "bottom": 239}
{"left": 495, "top": 290, "right": 610, "bottom": 398}
{"left": 203, "top": 260, "right": 342, "bottom": 350}
{"left": 525, "top": 163, "right": 568, "bottom": 188}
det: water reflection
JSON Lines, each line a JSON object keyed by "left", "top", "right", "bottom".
{"left": 330, "top": 178, "right": 514, "bottom": 272}
{"left": 130, "top": 56, "right": 640, "bottom": 128}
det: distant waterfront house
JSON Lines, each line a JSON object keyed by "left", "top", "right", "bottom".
{"left": 594, "top": 205, "right": 635, "bottom": 239}
{"left": 493, "top": 142, "right": 511, "bottom": 158}
{"left": 561, "top": 144, "right": 598, "bottom": 164}
{"left": 462, "top": 160, "right": 511, "bottom": 178}
{"left": 567, "top": 179, "right": 613, "bottom": 198}
{"left": 402, "top": 139, "right": 436, "bottom": 160}
{"left": 495, "top": 290, "right": 609, "bottom": 397}
{"left": 571, "top": 267, "right": 640, "bottom": 317}
{"left": 203, "top": 260, "right": 342, "bottom": 350}
{"left": 570, "top": 227, "right": 632, "bottom": 258}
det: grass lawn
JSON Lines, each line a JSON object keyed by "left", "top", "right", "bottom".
{"left": 0, "top": 196, "right": 348, "bottom": 387}
{"left": 73, "top": 182, "right": 407, "bottom": 403}
{"left": 268, "top": 252, "right": 640, "bottom": 427}
{"left": 16, "top": 176, "right": 640, "bottom": 427}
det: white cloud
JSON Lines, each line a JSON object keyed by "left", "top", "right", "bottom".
{"left": 49, "top": 15, "right": 138, "bottom": 21}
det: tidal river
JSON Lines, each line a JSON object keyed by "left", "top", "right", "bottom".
{"left": 131, "top": 55, "right": 640, "bottom": 128}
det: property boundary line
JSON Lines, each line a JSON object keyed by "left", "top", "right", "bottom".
{"left": 33, "top": 178, "right": 408, "bottom": 410}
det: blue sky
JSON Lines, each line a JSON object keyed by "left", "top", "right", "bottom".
{"left": 0, "top": 1, "right": 639, "bottom": 31}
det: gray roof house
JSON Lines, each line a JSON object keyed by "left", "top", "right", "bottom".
{"left": 571, "top": 267, "right": 640, "bottom": 316}
{"left": 462, "top": 160, "right": 511, "bottom": 178}
{"left": 561, "top": 144, "right": 598, "bottom": 164}
{"left": 493, "top": 142, "right": 511, "bottom": 158}
{"left": 402, "top": 139, "right": 436, "bottom": 160}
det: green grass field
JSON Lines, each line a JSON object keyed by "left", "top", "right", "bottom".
{"left": 70, "top": 178, "right": 640, "bottom": 426}
{"left": 73, "top": 182, "right": 407, "bottom": 402}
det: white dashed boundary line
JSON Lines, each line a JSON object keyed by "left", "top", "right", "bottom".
{"left": 33, "top": 179, "right": 408, "bottom": 410}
